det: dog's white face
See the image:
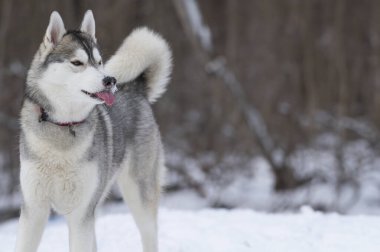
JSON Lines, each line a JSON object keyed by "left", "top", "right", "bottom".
{"left": 40, "top": 47, "right": 105, "bottom": 104}
{"left": 33, "top": 11, "right": 116, "bottom": 123}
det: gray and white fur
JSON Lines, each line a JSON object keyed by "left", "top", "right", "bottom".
{"left": 15, "top": 10, "right": 172, "bottom": 252}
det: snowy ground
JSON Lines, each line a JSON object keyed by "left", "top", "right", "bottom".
{"left": 0, "top": 206, "right": 379, "bottom": 252}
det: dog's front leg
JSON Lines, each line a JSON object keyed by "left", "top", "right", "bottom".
{"left": 67, "top": 211, "right": 97, "bottom": 252}
{"left": 15, "top": 202, "right": 50, "bottom": 252}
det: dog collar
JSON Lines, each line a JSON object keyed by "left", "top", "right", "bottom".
{"left": 38, "top": 107, "right": 85, "bottom": 136}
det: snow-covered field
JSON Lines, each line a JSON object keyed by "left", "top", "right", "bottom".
{"left": 1, "top": 207, "right": 379, "bottom": 252}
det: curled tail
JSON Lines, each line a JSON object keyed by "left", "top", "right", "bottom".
{"left": 105, "top": 27, "right": 173, "bottom": 103}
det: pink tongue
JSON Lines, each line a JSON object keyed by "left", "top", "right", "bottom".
{"left": 95, "top": 91, "right": 115, "bottom": 106}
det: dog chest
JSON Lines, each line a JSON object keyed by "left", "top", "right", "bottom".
{"left": 50, "top": 161, "right": 98, "bottom": 214}
{"left": 21, "top": 156, "right": 99, "bottom": 215}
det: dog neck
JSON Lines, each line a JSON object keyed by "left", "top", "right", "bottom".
{"left": 25, "top": 93, "right": 89, "bottom": 132}
{"left": 38, "top": 107, "right": 86, "bottom": 126}
{"left": 23, "top": 92, "right": 89, "bottom": 136}
{"left": 37, "top": 106, "right": 86, "bottom": 137}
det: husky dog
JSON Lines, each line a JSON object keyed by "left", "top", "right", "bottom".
{"left": 15, "top": 10, "right": 172, "bottom": 252}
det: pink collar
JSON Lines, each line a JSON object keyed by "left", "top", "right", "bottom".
{"left": 39, "top": 107, "right": 86, "bottom": 127}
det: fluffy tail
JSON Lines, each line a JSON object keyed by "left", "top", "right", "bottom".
{"left": 105, "top": 27, "right": 173, "bottom": 103}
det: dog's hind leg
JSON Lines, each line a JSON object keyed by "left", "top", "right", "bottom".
{"left": 117, "top": 161, "right": 162, "bottom": 252}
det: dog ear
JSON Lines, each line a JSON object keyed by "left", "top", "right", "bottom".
{"left": 45, "top": 11, "right": 66, "bottom": 46}
{"left": 80, "top": 10, "right": 96, "bottom": 41}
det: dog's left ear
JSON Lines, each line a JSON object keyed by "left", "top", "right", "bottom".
{"left": 80, "top": 10, "right": 96, "bottom": 41}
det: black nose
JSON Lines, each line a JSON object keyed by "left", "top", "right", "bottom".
{"left": 103, "top": 76, "right": 116, "bottom": 88}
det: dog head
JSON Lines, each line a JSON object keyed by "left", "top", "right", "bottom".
{"left": 26, "top": 10, "right": 116, "bottom": 122}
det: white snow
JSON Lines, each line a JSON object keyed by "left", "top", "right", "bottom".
{"left": 1, "top": 207, "right": 380, "bottom": 252}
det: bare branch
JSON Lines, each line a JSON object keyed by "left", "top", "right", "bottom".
{"left": 172, "top": 0, "right": 278, "bottom": 164}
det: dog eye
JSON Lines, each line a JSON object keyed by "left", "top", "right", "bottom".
{"left": 71, "top": 60, "right": 84, "bottom": 66}
{"left": 98, "top": 61, "right": 102, "bottom": 66}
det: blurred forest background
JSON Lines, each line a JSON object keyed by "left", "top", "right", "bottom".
{"left": 1, "top": 0, "right": 380, "bottom": 221}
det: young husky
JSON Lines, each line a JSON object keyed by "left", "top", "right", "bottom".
{"left": 15, "top": 10, "right": 171, "bottom": 252}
